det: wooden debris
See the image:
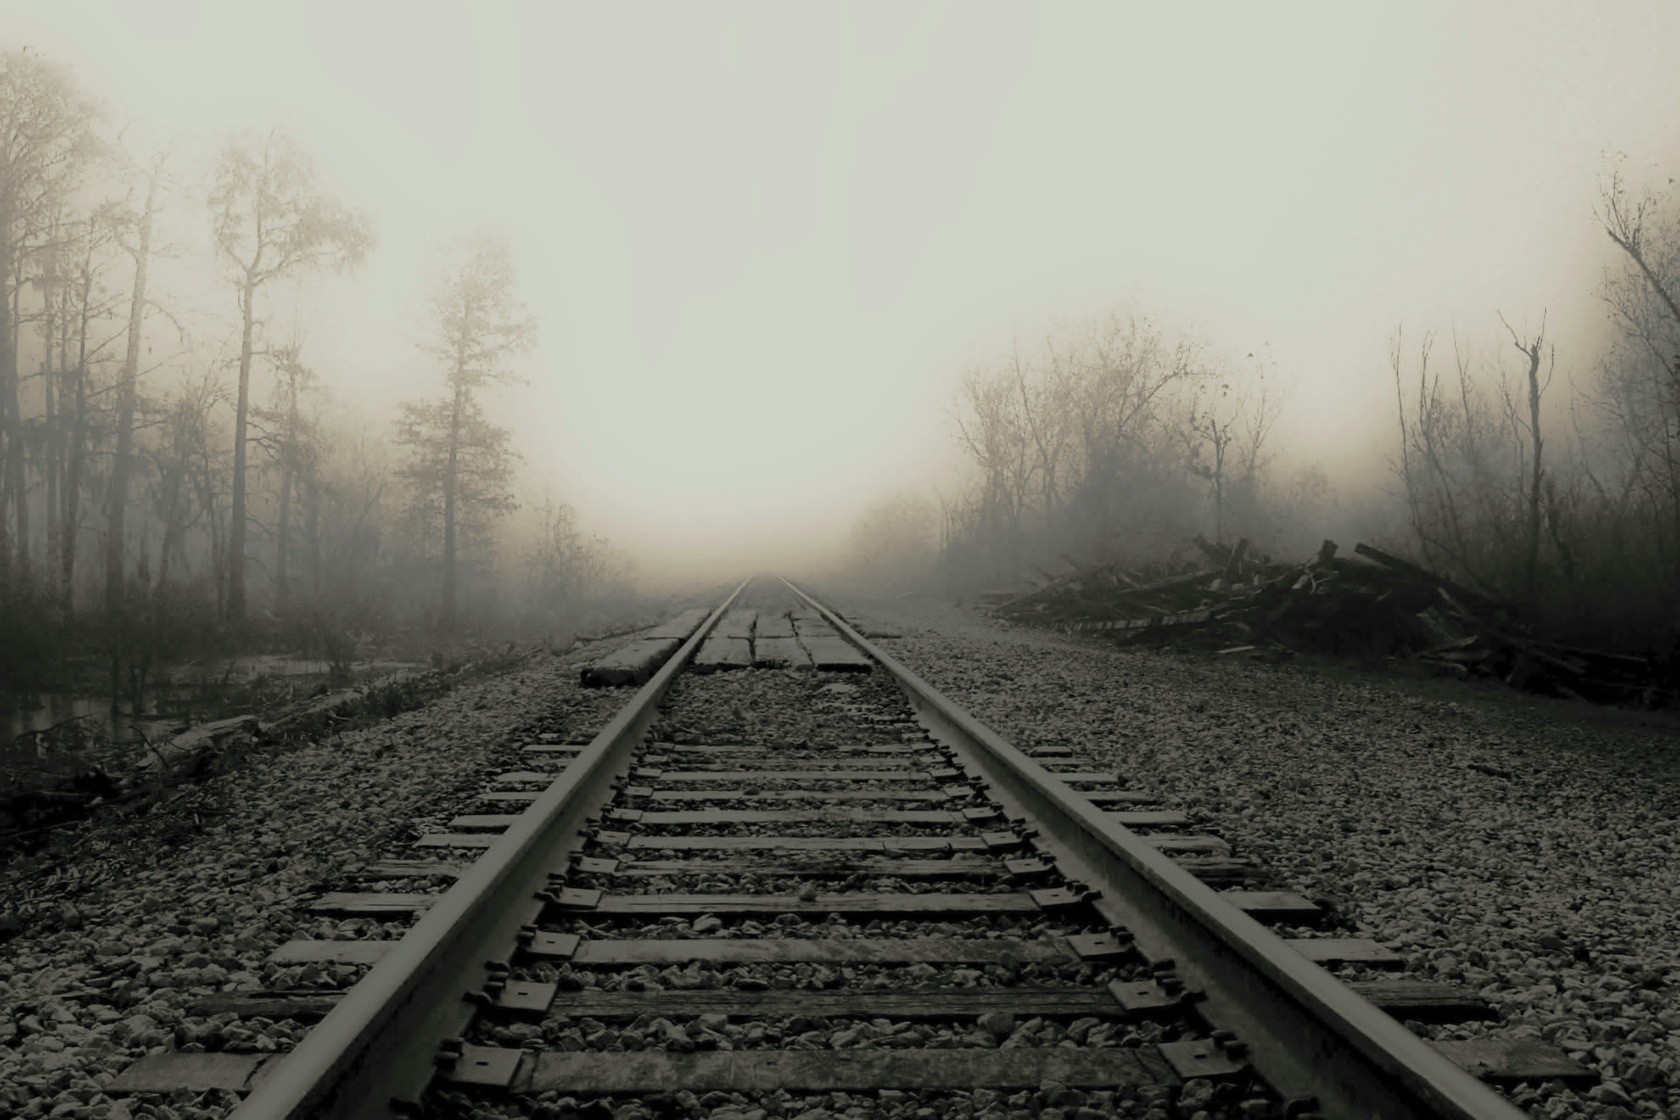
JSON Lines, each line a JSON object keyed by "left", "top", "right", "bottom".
{"left": 991, "top": 539, "right": 1668, "bottom": 705}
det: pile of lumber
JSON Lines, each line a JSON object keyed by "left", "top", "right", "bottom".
{"left": 991, "top": 540, "right": 1670, "bottom": 706}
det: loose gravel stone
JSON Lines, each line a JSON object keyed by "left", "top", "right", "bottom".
{"left": 0, "top": 637, "right": 633, "bottom": 1120}
{"left": 845, "top": 594, "right": 1680, "bottom": 1117}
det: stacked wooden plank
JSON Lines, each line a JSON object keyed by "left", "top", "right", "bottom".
{"left": 581, "top": 608, "right": 711, "bottom": 687}
{"left": 692, "top": 608, "right": 757, "bottom": 673}
{"left": 751, "top": 611, "right": 812, "bottom": 669}
{"left": 686, "top": 607, "right": 873, "bottom": 674}
{"left": 791, "top": 610, "right": 872, "bottom": 672}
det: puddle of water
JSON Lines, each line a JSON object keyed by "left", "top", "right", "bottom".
{"left": 1, "top": 656, "right": 422, "bottom": 778}
{"left": 1, "top": 694, "right": 120, "bottom": 742}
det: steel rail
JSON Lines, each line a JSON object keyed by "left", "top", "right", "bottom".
{"left": 229, "top": 580, "right": 748, "bottom": 1120}
{"left": 784, "top": 579, "right": 1527, "bottom": 1120}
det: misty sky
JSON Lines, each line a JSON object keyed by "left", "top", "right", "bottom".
{"left": 9, "top": 1, "right": 1680, "bottom": 582}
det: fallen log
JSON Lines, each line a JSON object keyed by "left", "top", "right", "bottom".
{"left": 133, "top": 714, "right": 261, "bottom": 778}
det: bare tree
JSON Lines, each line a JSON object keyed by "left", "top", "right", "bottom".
{"left": 210, "top": 129, "right": 372, "bottom": 625}
{"left": 396, "top": 235, "right": 533, "bottom": 632}
{"left": 1392, "top": 317, "right": 1555, "bottom": 600}
{"left": 253, "top": 338, "right": 321, "bottom": 621}
{"left": 106, "top": 156, "right": 164, "bottom": 618}
{"left": 1183, "top": 355, "right": 1284, "bottom": 543}
{"left": 1498, "top": 312, "right": 1553, "bottom": 603}
{"left": 0, "top": 49, "right": 97, "bottom": 589}
{"left": 1596, "top": 165, "right": 1680, "bottom": 572}
{"left": 48, "top": 214, "right": 99, "bottom": 608}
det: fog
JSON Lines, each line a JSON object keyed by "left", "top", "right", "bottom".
{"left": 8, "top": 0, "right": 1680, "bottom": 596}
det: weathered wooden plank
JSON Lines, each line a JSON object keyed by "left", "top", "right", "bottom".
{"left": 752, "top": 636, "right": 813, "bottom": 669}
{"left": 361, "top": 859, "right": 466, "bottom": 879}
{"left": 612, "top": 857, "right": 997, "bottom": 877}
{"left": 642, "top": 607, "right": 711, "bottom": 641}
{"left": 1285, "top": 938, "right": 1405, "bottom": 968}
{"left": 534, "top": 986, "right": 1121, "bottom": 1019}
{"left": 655, "top": 743, "right": 919, "bottom": 755}
{"left": 1348, "top": 980, "right": 1496, "bottom": 1022}
{"left": 641, "top": 789, "right": 948, "bottom": 803}
{"left": 581, "top": 636, "right": 682, "bottom": 687}
{"left": 1168, "top": 855, "right": 1264, "bottom": 884}
{"left": 1109, "top": 810, "right": 1191, "bottom": 827}
{"left": 1433, "top": 1039, "right": 1594, "bottom": 1084}
{"left": 625, "top": 835, "right": 987, "bottom": 852}
{"left": 108, "top": 1053, "right": 272, "bottom": 1093}
{"left": 1144, "top": 836, "right": 1229, "bottom": 854}
{"left": 308, "top": 892, "right": 435, "bottom": 916}
{"left": 269, "top": 940, "right": 393, "bottom": 965}
{"left": 416, "top": 833, "right": 498, "bottom": 849}
{"left": 715, "top": 609, "right": 758, "bottom": 640}
{"left": 754, "top": 613, "right": 796, "bottom": 639}
{"left": 448, "top": 814, "right": 523, "bottom": 831}
{"left": 494, "top": 771, "right": 561, "bottom": 784}
{"left": 693, "top": 636, "right": 753, "bottom": 672}
{"left": 797, "top": 636, "right": 873, "bottom": 672}
{"left": 654, "top": 757, "right": 933, "bottom": 771}
{"left": 565, "top": 892, "right": 1040, "bottom": 917}
{"left": 1084, "top": 790, "right": 1161, "bottom": 806}
{"left": 510, "top": 1047, "right": 1169, "bottom": 1093}
{"left": 636, "top": 809, "right": 961, "bottom": 825}
{"left": 655, "top": 770, "right": 928, "bottom": 782}
{"left": 1220, "top": 890, "right": 1321, "bottom": 922}
{"left": 568, "top": 937, "right": 1069, "bottom": 966}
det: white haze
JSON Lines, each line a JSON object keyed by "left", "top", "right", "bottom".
{"left": 10, "top": 1, "right": 1680, "bottom": 587}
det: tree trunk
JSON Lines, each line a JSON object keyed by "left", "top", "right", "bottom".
{"left": 0, "top": 205, "right": 10, "bottom": 597}
{"left": 3, "top": 241, "right": 26, "bottom": 586}
{"left": 60, "top": 252, "right": 92, "bottom": 614}
{"left": 305, "top": 476, "right": 321, "bottom": 602}
{"left": 106, "top": 174, "right": 156, "bottom": 616}
{"left": 227, "top": 274, "right": 256, "bottom": 625}
{"left": 442, "top": 377, "right": 464, "bottom": 632}
{"left": 1524, "top": 351, "right": 1544, "bottom": 605}
{"left": 42, "top": 280, "right": 60, "bottom": 581}
{"left": 275, "top": 449, "right": 292, "bottom": 620}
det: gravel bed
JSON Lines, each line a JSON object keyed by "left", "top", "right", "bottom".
{"left": 519, "top": 957, "right": 1119, "bottom": 991}
{"left": 837, "top": 594, "right": 1680, "bottom": 1118}
{"left": 0, "top": 636, "right": 637, "bottom": 1120}
{"left": 654, "top": 673, "right": 913, "bottom": 750}
{"left": 469, "top": 1005, "right": 1168, "bottom": 1052}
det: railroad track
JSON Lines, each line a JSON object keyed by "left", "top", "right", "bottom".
{"left": 109, "top": 578, "right": 1585, "bottom": 1119}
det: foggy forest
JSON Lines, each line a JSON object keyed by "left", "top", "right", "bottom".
{"left": 3, "top": 8, "right": 1680, "bottom": 737}
{"left": 0, "top": 50, "right": 639, "bottom": 723}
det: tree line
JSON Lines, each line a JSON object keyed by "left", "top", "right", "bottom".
{"left": 923, "top": 312, "right": 1314, "bottom": 586}
{"left": 0, "top": 50, "right": 627, "bottom": 699}
{"left": 1389, "top": 167, "right": 1680, "bottom": 651}
{"left": 856, "top": 162, "right": 1680, "bottom": 655}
